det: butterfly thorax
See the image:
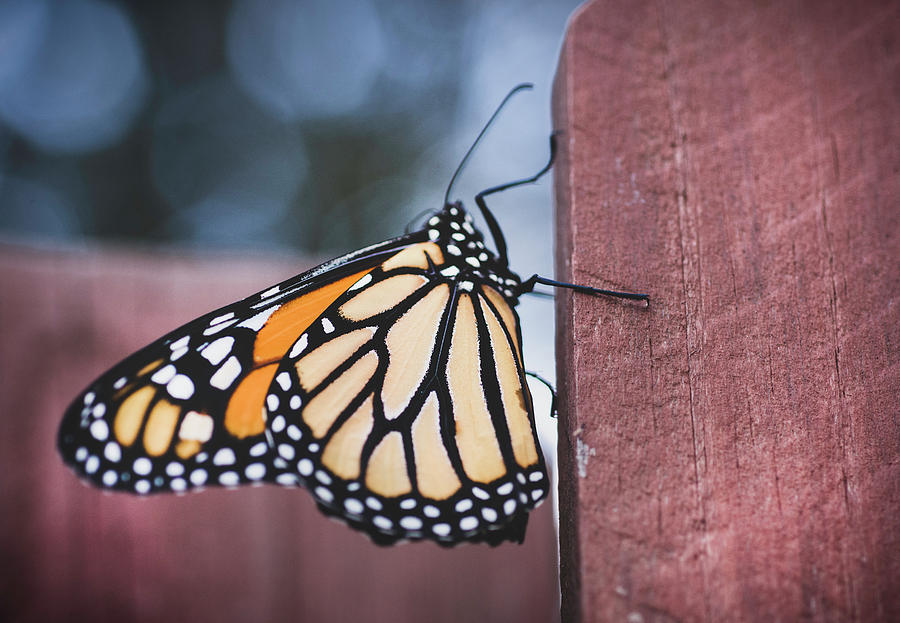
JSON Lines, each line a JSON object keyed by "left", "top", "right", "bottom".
{"left": 424, "top": 202, "right": 522, "bottom": 304}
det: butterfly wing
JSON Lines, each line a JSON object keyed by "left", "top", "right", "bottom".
{"left": 58, "top": 234, "right": 420, "bottom": 494}
{"left": 265, "top": 241, "right": 549, "bottom": 545}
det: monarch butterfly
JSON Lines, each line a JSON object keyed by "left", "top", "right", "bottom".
{"left": 57, "top": 84, "right": 648, "bottom": 546}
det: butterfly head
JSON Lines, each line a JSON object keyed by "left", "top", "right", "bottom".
{"left": 425, "top": 202, "right": 522, "bottom": 303}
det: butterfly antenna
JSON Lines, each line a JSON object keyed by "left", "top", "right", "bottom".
{"left": 519, "top": 275, "right": 650, "bottom": 306}
{"left": 443, "top": 83, "right": 534, "bottom": 206}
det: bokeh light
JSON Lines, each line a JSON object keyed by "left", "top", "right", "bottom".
{"left": 0, "top": 0, "right": 147, "bottom": 154}
{"left": 152, "top": 75, "right": 308, "bottom": 249}
{"left": 227, "top": 0, "right": 386, "bottom": 121}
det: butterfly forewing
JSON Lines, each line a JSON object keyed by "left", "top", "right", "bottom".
{"left": 58, "top": 234, "right": 418, "bottom": 495}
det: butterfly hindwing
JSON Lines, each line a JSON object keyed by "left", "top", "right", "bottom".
{"left": 266, "top": 235, "right": 548, "bottom": 545}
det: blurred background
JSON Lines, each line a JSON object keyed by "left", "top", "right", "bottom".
{"left": 0, "top": 0, "right": 581, "bottom": 420}
{"left": 0, "top": 0, "right": 582, "bottom": 621}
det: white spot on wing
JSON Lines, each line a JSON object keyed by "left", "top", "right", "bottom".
{"left": 276, "top": 473, "right": 298, "bottom": 486}
{"left": 245, "top": 463, "right": 266, "bottom": 480}
{"left": 219, "top": 471, "right": 239, "bottom": 486}
{"left": 104, "top": 441, "right": 121, "bottom": 462}
{"left": 133, "top": 457, "right": 152, "bottom": 475}
{"left": 289, "top": 334, "right": 308, "bottom": 358}
{"left": 90, "top": 420, "right": 109, "bottom": 441}
{"left": 321, "top": 318, "right": 335, "bottom": 333}
{"left": 275, "top": 371, "right": 291, "bottom": 391}
{"left": 210, "top": 356, "right": 242, "bottom": 390}
{"left": 349, "top": 273, "right": 372, "bottom": 291}
{"left": 190, "top": 469, "right": 208, "bottom": 486}
{"left": 167, "top": 374, "right": 195, "bottom": 400}
{"left": 433, "top": 523, "right": 450, "bottom": 536}
{"left": 170, "top": 335, "right": 190, "bottom": 350}
{"left": 202, "top": 336, "right": 234, "bottom": 365}
{"left": 400, "top": 516, "right": 423, "bottom": 530}
{"left": 203, "top": 319, "right": 237, "bottom": 336}
{"left": 237, "top": 307, "right": 279, "bottom": 331}
{"left": 213, "top": 448, "right": 236, "bottom": 466}
{"left": 210, "top": 312, "right": 235, "bottom": 325}
{"left": 315, "top": 471, "right": 332, "bottom": 485}
{"left": 459, "top": 516, "right": 478, "bottom": 531}
{"left": 297, "top": 458, "right": 313, "bottom": 476}
{"left": 344, "top": 498, "right": 364, "bottom": 514}
{"left": 151, "top": 364, "right": 176, "bottom": 385}
{"left": 179, "top": 411, "right": 213, "bottom": 442}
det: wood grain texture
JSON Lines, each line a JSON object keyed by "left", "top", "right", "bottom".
{"left": 553, "top": 1, "right": 900, "bottom": 621}
{"left": 0, "top": 243, "right": 559, "bottom": 623}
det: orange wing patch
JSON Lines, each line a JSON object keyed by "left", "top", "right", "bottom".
{"left": 254, "top": 269, "right": 372, "bottom": 364}
{"left": 224, "top": 364, "right": 278, "bottom": 438}
{"left": 222, "top": 268, "right": 377, "bottom": 439}
{"left": 366, "top": 431, "right": 412, "bottom": 497}
{"left": 381, "top": 242, "right": 444, "bottom": 272}
{"left": 482, "top": 295, "right": 538, "bottom": 468}
{"left": 447, "top": 293, "right": 505, "bottom": 483}
{"left": 411, "top": 392, "right": 461, "bottom": 500}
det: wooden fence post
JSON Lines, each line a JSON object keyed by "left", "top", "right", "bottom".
{"left": 553, "top": 1, "right": 900, "bottom": 621}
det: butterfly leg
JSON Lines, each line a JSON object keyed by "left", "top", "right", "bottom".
{"left": 474, "top": 133, "right": 559, "bottom": 267}
{"left": 518, "top": 274, "right": 650, "bottom": 305}
{"left": 525, "top": 371, "right": 557, "bottom": 418}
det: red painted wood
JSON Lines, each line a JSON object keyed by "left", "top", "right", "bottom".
{"left": 553, "top": 1, "right": 900, "bottom": 621}
{"left": 0, "top": 243, "right": 559, "bottom": 623}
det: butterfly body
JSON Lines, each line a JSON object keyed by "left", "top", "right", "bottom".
{"left": 58, "top": 201, "right": 548, "bottom": 546}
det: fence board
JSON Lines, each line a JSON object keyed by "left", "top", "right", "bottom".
{"left": 553, "top": 1, "right": 900, "bottom": 621}
{"left": 0, "top": 243, "right": 559, "bottom": 623}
